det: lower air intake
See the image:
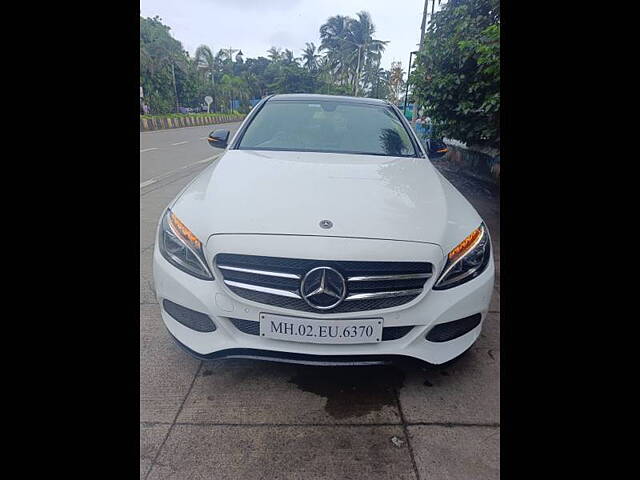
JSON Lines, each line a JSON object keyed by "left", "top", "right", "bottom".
{"left": 163, "top": 299, "right": 216, "bottom": 333}
{"left": 425, "top": 314, "right": 482, "bottom": 342}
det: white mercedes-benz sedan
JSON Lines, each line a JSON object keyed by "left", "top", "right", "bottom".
{"left": 152, "top": 94, "right": 494, "bottom": 365}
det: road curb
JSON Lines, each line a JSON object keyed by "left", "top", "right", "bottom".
{"left": 140, "top": 114, "right": 246, "bottom": 132}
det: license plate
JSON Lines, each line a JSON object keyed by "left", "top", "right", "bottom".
{"left": 259, "top": 313, "right": 383, "bottom": 344}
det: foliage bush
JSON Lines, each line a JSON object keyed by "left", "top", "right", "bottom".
{"left": 411, "top": 0, "right": 500, "bottom": 149}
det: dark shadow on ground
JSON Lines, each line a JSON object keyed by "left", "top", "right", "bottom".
{"left": 284, "top": 351, "right": 473, "bottom": 419}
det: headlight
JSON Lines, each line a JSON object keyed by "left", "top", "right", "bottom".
{"left": 158, "top": 209, "right": 214, "bottom": 280}
{"left": 433, "top": 223, "right": 491, "bottom": 290}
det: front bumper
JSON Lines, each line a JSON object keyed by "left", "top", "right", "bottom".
{"left": 152, "top": 235, "right": 495, "bottom": 365}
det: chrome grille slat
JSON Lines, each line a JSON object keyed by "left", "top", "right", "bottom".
{"left": 223, "top": 280, "right": 301, "bottom": 299}
{"left": 218, "top": 265, "right": 301, "bottom": 279}
{"left": 347, "top": 273, "right": 432, "bottom": 282}
{"left": 345, "top": 289, "right": 424, "bottom": 301}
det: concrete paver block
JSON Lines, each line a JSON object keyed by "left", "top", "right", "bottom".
{"left": 408, "top": 425, "right": 500, "bottom": 480}
{"left": 148, "top": 424, "right": 416, "bottom": 480}
{"left": 140, "top": 249, "right": 156, "bottom": 304}
{"left": 140, "top": 423, "right": 171, "bottom": 479}
{"left": 489, "top": 287, "right": 500, "bottom": 312}
{"left": 397, "top": 348, "right": 500, "bottom": 424}
{"left": 140, "top": 307, "right": 200, "bottom": 423}
{"left": 476, "top": 312, "right": 500, "bottom": 349}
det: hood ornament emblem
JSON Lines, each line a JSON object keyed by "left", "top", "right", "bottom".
{"left": 300, "top": 266, "right": 346, "bottom": 310}
{"left": 319, "top": 220, "right": 333, "bottom": 229}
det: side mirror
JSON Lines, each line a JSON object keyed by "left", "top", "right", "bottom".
{"left": 428, "top": 139, "right": 448, "bottom": 159}
{"left": 207, "top": 129, "right": 230, "bottom": 148}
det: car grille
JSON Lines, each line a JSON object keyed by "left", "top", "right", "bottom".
{"left": 215, "top": 253, "right": 433, "bottom": 314}
{"left": 228, "top": 318, "right": 414, "bottom": 341}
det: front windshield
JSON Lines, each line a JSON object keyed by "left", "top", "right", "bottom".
{"left": 236, "top": 100, "right": 418, "bottom": 157}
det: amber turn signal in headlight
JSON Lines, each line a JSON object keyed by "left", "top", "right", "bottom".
{"left": 448, "top": 226, "right": 483, "bottom": 263}
{"left": 158, "top": 209, "right": 214, "bottom": 281}
{"left": 170, "top": 212, "right": 202, "bottom": 250}
{"left": 434, "top": 224, "right": 490, "bottom": 290}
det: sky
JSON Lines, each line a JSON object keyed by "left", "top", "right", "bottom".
{"left": 139, "top": 0, "right": 443, "bottom": 72}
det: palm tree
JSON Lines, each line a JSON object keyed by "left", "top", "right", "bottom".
{"left": 301, "top": 42, "right": 320, "bottom": 71}
{"left": 346, "top": 11, "right": 388, "bottom": 96}
{"left": 319, "top": 15, "right": 351, "bottom": 85}
{"left": 194, "top": 45, "right": 216, "bottom": 88}
{"left": 319, "top": 12, "right": 387, "bottom": 95}
{"left": 281, "top": 49, "right": 298, "bottom": 65}
{"left": 361, "top": 50, "right": 383, "bottom": 96}
{"left": 369, "top": 66, "right": 389, "bottom": 99}
{"left": 243, "top": 71, "right": 260, "bottom": 99}
{"left": 315, "top": 55, "right": 333, "bottom": 94}
{"left": 194, "top": 45, "right": 218, "bottom": 111}
{"left": 267, "top": 46, "right": 282, "bottom": 62}
{"left": 219, "top": 74, "right": 250, "bottom": 112}
{"left": 320, "top": 15, "right": 350, "bottom": 52}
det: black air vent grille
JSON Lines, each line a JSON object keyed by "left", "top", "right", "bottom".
{"left": 425, "top": 314, "right": 482, "bottom": 342}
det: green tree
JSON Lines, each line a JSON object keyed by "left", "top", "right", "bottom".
{"left": 388, "top": 61, "right": 405, "bottom": 104}
{"left": 281, "top": 49, "right": 298, "bottom": 65}
{"left": 266, "top": 47, "right": 282, "bottom": 62}
{"left": 412, "top": 0, "right": 500, "bottom": 148}
{"left": 346, "top": 11, "right": 388, "bottom": 96}
{"left": 245, "top": 57, "right": 272, "bottom": 97}
{"left": 319, "top": 12, "right": 387, "bottom": 96}
{"left": 219, "top": 74, "right": 250, "bottom": 112}
{"left": 366, "top": 66, "right": 390, "bottom": 100}
{"left": 194, "top": 45, "right": 216, "bottom": 87}
{"left": 140, "top": 16, "right": 189, "bottom": 113}
{"left": 268, "top": 63, "right": 318, "bottom": 94}
{"left": 301, "top": 42, "right": 320, "bottom": 71}
{"left": 176, "top": 53, "right": 206, "bottom": 109}
{"left": 319, "top": 15, "right": 352, "bottom": 87}
{"left": 194, "top": 45, "right": 217, "bottom": 109}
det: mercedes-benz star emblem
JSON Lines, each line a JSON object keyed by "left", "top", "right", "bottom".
{"left": 300, "top": 266, "right": 346, "bottom": 310}
{"left": 319, "top": 220, "right": 333, "bottom": 229}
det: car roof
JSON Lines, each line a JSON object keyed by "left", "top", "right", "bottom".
{"left": 268, "top": 93, "right": 390, "bottom": 107}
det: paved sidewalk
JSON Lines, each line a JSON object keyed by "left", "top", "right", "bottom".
{"left": 140, "top": 160, "right": 500, "bottom": 479}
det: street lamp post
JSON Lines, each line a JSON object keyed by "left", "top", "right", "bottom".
{"left": 403, "top": 51, "right": 418, "bottom": 118}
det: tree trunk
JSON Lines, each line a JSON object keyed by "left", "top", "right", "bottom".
{"left": 354, "top": 46, "right": 362, "bottom": 96}
{"left": 375, "top": 59, "right": 381, "bottom": 98}
{"left": 171, "top": 62, "right": 179, "bottom": 113}
{"left": 211, "top": 70, "right": 216, "bottom": 113}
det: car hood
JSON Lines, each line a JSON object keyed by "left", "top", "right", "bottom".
{"left": 171, "top": 150, "right": 482, "bottom": 252}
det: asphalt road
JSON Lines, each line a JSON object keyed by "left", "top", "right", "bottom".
{"left": 140, "top": 121, "right": 242, "bottom": 186}
{"left": 140, "top": 124, "right": 500, "bottom": 479}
